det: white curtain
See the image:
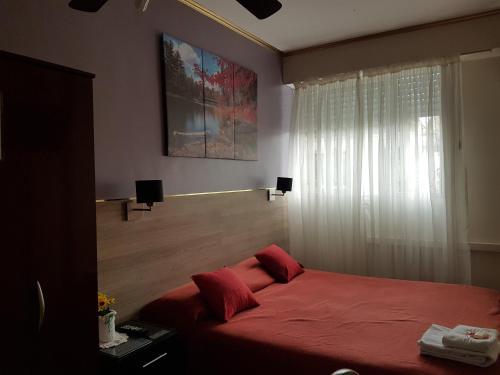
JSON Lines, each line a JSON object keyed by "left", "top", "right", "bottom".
{"left": 289, "top": 59, "right": 470, "bottom": 284}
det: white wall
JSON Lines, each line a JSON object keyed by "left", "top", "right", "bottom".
{"left": 462, "top": 56, "right": 500, "bottom": 290}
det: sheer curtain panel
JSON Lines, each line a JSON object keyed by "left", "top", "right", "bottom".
{"left": 288, "top": 60, "right": 470, "bottom": 284}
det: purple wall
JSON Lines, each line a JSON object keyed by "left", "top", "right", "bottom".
{"left": 0, "top": 0, "right": 292, "bottom": 199}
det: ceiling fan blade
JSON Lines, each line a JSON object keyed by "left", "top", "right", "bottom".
{"left": 69, "top": 0, "right": 109, "bottom": 12}
{"left": 236, "top": 0, "right": 282, "bottom": 20}
{"left": 135, "top": 0, "right": 151, "bottom": 12}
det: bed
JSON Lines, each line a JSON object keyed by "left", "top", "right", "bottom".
{"left": 142, "top": 258, "right": 500, "bottom": 375}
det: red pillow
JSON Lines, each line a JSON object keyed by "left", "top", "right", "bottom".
{"left": 192, "top": 268, "right": 259, "bottom": 322}
{"left": 255, "top": 244, "right": 304, "bottom": 282}
{"left": 230, "top": 257, "right": 275, "bottom": 292}
{"left": 140, "top": 282, "right": 209, "bottom": 334}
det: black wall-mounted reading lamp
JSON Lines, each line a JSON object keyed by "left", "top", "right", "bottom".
{"left": 123, "top": 180, "right": 164, "bottom": 221}
{"left": 268, "top": 177, "right": 293, "bottom": 201}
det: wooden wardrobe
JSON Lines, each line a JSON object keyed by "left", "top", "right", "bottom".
{"left": 0, "top": 51, "right": 97, "bottom": 374}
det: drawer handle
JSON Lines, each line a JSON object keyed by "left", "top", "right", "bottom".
{"left": 142, "top": 352, "right": 168, "bottom": 368}
{"left": 36, "top": 280, "right": 46, "bottom": 332}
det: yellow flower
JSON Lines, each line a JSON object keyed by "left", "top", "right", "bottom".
{"left": 97, "top": 292, "right": 116, "bottom": 314}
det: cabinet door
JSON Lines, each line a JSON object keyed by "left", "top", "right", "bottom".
{"left": 0, "top": 53, "right": 97, "bottom": 375}
{"left": 0, "top": 70, "right": 35, "bottom": 374}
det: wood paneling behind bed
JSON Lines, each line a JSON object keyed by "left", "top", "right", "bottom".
{"left": 97, "top": 190, "right": 288, "bottom": 322}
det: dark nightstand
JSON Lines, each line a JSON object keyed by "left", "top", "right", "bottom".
{"left": 99, "top": 321, "right": 185, "bottom": 375}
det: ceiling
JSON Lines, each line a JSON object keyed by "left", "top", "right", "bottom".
{"left": 191, "top": 0, "right": 500, "bottom": 52}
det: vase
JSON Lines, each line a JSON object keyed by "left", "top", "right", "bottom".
{"left": 98, "top": 310, "right": 117, "bottom": 343}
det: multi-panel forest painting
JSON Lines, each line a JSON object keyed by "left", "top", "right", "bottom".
{"left": 161, "top": 34, "right": 258, "bottom": 160}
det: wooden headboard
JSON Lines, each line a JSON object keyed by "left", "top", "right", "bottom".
{"left": 97, "top": 189, "right": 288, "bottom": 322}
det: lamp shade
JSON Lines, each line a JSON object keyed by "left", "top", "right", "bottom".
{"left": 276, "top": 177, "right": 293, "bottom": 193}
{"left": 136, "top": 180, "right": 164, "bottom": 206}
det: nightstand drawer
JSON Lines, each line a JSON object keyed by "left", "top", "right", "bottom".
{"left": 133, "top": 342, "right": 181, "bottom": 374}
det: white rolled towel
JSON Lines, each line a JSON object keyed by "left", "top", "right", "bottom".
{"left": 418, "top": 324, "right": 499, "bottom": 368}
{"left": 443, "top": 325, "right": 498, "bottom": 353}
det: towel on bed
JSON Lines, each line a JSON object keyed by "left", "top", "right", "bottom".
{"left": 442, "top": 325, "right": 498, "bottom": 353}
{"left": 418, "top": 324, "right": 499, "bottom": 367}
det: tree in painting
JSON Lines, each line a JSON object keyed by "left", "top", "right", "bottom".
{"left": 234, "top": 64, "right": 257, "bottom": 160}
{"left": 199, "top": 51, "right": 234, "bottom": 159}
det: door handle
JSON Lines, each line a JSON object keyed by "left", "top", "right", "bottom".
{"left": 36, "top": 280, "right": 45, "bottom": 332}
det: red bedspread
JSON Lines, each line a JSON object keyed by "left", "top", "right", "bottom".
{"left": 188, "top": 270, "right": 500, "bottom": 375}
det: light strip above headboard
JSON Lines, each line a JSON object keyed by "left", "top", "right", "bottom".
{"left": 96, "top": 187, "right": 272, "bottom": 203}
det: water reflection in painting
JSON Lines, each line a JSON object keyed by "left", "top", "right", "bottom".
{"left": 161, "top": 33, "right": 257, "bottom": 160}
{"left": 162, "top": 34, "right": 205, "bottom": 157}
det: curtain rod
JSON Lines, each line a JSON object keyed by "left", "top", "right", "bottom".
{"left": 460, "top": 48, "right": 492, "bottom": 56}
{"left": 295, "top": 56, "right": 459, "bottom": 87}
{"left": 460, "top": 48, "right": 500, "bottom": 61}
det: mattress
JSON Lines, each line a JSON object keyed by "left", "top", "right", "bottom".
{"left": 185, "top": 270, "right": 500, "bottom": 374}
